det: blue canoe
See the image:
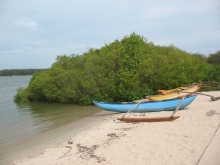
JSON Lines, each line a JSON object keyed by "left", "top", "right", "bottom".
{"left": 93, "top": 94, "right": 197, "bottom": 113}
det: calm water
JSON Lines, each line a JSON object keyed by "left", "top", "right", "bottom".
{"left": 0, "top": 76, "right": 101, "bottom": 148}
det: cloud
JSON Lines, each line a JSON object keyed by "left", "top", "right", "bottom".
{"left": 0, "top": 0, "right": 219, "bottom": 70}
{"left": 14, "top": 18, "right": 38, "bottom": 30}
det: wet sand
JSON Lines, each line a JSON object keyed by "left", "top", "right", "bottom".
{"left": 2, "top": 91, "right": 220, "bottom": 165}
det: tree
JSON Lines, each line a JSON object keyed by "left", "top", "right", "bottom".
{"left": 207, "top": 50, "right": 220, "bottom": 65}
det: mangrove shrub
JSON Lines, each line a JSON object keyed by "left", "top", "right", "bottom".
{"left": 14, "top": 33, "right": 219, "bottom": 105}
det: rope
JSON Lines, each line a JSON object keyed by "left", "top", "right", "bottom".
{"left": 196, "top": 122, "right": 220, "bottom": 165}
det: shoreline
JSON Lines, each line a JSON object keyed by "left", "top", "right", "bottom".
{"left": 0, "top": 110, "right": 117, "bottom": 165}
{"left": 2, "top": 91, "right": 220, "bottom": 165}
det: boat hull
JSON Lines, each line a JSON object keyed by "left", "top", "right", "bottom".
{"left": 93, "top": 94, "right": 197, "bottom": 113}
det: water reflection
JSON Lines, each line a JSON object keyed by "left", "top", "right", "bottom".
{"left": 0, "top": 102, "right": 100, "bottom": 147}
{"left": 16, "top": 101, "right": 101, "bottom": 130}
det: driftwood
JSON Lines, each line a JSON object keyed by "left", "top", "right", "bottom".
{"left": 58, "top": 146, "right": 72, "bottom": 159}
{"left": 211, "top": 96, "right": 220, "bottom": 101}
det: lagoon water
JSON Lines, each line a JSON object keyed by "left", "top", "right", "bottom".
{"left": 0, "top": 75, "right": 101, "bottom": 148}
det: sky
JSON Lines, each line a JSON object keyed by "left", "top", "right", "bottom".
{"left": 0, "top": 0, "right": 220, "bottom": 70}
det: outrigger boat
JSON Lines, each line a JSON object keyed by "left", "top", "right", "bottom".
{"left": 147, "top": 83, "right": 201, "bottom": 101}
{"left": 92, "top": 94, "right": 197, "bottom": 113}
{"left": 93, "top": 95, "right": 197, "bottom": 122}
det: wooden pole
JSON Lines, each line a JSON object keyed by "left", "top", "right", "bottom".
{"left": 117, "top": 116, "right": 180, "bottom": 122}
{"left": 171, "top": 96, "right": 185, "bottom": 117}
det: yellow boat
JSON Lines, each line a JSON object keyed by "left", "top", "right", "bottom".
{"left": 147, "top": 83, "right": 201, "bottom": 101}
{"left": 158, "top": 83, "right": 202, "bottom": 95}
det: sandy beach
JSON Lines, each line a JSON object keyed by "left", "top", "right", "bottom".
{"left": 1, "top": 91, "right": 220, "bottom": 165}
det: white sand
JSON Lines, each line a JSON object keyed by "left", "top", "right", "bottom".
{"left": 6, "top": 91, "right": 220, "bottom": 165}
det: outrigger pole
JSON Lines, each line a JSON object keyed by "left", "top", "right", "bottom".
{"left": 117, "top": 97, "right": 185, "bottom": 123}
{"left": 183, "top": 92, "right": 220, "bottom": 101}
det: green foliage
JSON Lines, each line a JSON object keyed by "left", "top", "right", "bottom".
{"left": 14, "top": 33, "right": 220, "bottom": 105}
{"left": 203, "top": 64, "right": 220, "bottom": 82}
{"left": 14, "top": 87, "right": 33, "bottom": 102}
{"left": 207, "top": 50, "right": 220, "bottom": 65}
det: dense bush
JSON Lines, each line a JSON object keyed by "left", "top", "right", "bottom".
{"left": 14, "top": 87, "right": 33, "bottom": 102}
{"left": 203, "top": 65, "right": 220, "bottom": 82}
{"left": 207, "top": 50, "right": 220, "bottom": 65}
{"left": 14, "top": 33, "right": 220, "bottom": 105}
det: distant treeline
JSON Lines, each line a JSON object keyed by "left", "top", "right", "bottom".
{"left": 0, "top": 69, "right": 48, "bottom": 76}
{"left": 14, "top": 33, "right": 220, "bottom": 105}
